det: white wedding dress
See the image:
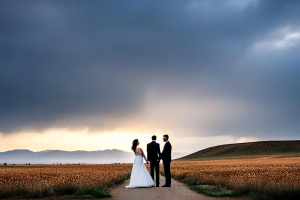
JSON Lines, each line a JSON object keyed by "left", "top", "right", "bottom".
{"left": 126, "top": 147, "right": 155, "bottom": 188}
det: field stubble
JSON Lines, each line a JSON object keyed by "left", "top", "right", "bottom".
{"left": 167, "top": 157, "right": 300, "bottom": 199}
{"left": 1, "top": 157, "right": 300, "bottom": 199}
{"left": 0, "top": 164, "right": 132, "bottom": 198}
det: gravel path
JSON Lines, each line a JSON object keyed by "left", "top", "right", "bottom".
{"left": 110, "top": 175, "right": 245, "bottom": 200}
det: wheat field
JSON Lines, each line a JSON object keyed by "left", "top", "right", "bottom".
{"left": 165, "top": 157, "right": 300, "bottom": 198}
{"left": 0, "top": 164, "right": 132, "bottom": 198}
{"left": 1, "top": 157, "right": 300, "bottom": 199}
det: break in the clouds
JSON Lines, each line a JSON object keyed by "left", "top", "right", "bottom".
{"left": 1, "top": 0, "right": 300, "bottom": 140}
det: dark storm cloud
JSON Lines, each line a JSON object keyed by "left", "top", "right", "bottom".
{"left": 0, "top": 0, "right": 300, "bottom": 138}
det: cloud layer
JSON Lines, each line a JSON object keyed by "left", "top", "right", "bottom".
{"left": 1, "top": 0, "right": 300, "bottom": 140}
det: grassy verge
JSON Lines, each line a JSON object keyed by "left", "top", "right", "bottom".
{"left": 189, "top": 185, "right": 241, "bottom": 198}
{"left": 171, "top": 175, "right": 300, "bottom": 200}
{"left": 74, "top": 187, "right": 112, "bottom": 198}
{"left": 73, "top": 173, "right": 130, "bottom": 199}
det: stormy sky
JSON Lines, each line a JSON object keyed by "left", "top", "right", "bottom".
{"left": 0, "top": 0, "right": 300, "bottom": 152}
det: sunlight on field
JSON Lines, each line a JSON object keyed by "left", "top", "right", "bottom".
{"left": 0, "top": 164, "right": 132, "bottom": 198}
{"left": 166, "top": 157, "right": 300, "bottom": 198}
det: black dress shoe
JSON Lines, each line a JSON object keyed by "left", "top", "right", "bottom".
{"left": 156, "top": 185, "right": 159, "bottom": 187}
{"left": 162, "top": 185, "right": 170, "bottom": 187}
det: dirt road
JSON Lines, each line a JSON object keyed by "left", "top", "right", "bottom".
{"left": 110, "top": 175, "right": 244, "bottom": 200}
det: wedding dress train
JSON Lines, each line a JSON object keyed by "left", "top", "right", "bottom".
{"left": 126, "top": 147, "right": 155, "bottom": 188}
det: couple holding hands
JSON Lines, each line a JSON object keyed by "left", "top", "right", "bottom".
{"left": 126, "top": 135, "right": 172, "bottom": 188}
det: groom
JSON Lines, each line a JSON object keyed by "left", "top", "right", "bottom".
{"left": 147, "top": 135, "right": 161, "bottom": 187}
{"left": 161, "top": 134, "right": 172, "bottom": 187}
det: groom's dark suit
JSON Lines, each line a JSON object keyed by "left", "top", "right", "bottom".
{"left": 162, "top": 141, "right": 172, "bottom": 186}
{"left": 147, "top": 141, "right": 161, "bottom": 187}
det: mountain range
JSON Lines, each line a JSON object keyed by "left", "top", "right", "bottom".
{"left": 0, "top": 149, "right": 188, "bottom": 164}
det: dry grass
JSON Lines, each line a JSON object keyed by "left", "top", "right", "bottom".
{"left": 178, "top": 140, "right": 300, "bottom": 161}
{"left": 164, "top": 157, "right": 300, "bottom": 199}
{"left": 0, "top": 164, "right": 132, "bottom": 198}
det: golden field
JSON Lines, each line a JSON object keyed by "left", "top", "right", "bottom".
{"left": 165, "top": 156, "right": 300, "bottom": 198}
{"left": 1, "top": 157, "right": 300, "bottom": 199}
{"left": 0, "top": 164, "right": 132, "bottom": 198}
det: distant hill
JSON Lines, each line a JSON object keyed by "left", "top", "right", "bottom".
{"left": 0, "top": 149, "right": 188, "bottom": 164}
{"left": 177, "top": 140, "right": 300, "bottom": 161}
{"left": 0, "top": 149, "right": 134, "bottom": 164}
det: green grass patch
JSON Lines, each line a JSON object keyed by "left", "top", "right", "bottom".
{"left": 189, "top": 185, "right": 242, "bottom": 198}
{"left": 75, "top": 187, "right": 112, "bottom": 198}
{"left": 182, "top": 178, "right": 300, "bottom": 200}
{"left": 248, "top": 188, "right": 300, "bottom": 200}
{"left": 170, "top": 176, "right": 300, "bottom": 199}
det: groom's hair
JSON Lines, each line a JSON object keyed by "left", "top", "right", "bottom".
{"left": 163, "top": 134, "right": 169, "bottom": 140}
{"left": 152, "top": 135, "right": 156, "bottom": 140}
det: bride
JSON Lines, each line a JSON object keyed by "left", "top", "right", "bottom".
{"left": 126, "top": 139, "right": 155, "bottom": 188}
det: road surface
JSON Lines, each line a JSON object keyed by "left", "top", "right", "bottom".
{"left": 110, "top": 175, "right": 245, "bottom": 200}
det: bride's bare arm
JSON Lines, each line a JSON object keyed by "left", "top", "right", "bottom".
{"left": 140, "top": 148, "right": 148, "bottom": 163}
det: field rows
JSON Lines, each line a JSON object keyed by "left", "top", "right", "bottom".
{"left": 165, "top": 157, "right": 300, "bottom": 198}
{"left": 0, "top": 164, "right": 132, "bottom": 198}
{"left": 1, "top": 157, "right": 300, "bottom": 199}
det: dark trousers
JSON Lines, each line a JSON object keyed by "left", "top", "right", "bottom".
{"left": 150, "top": 160, "right": 160, "bottom": 186}
{"left": 163, "top": 160, "right": 171, "bottom": 186}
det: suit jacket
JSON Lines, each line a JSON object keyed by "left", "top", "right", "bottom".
{"left": 147, "top": 141, "right": 161, "bottom": 162}
{"left": 162, "top": 141, "right": 172, "bottom": 162}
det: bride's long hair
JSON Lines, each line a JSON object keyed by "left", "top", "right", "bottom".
{"left": 131, "top": 139, "right": 139, "bottom": 153}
